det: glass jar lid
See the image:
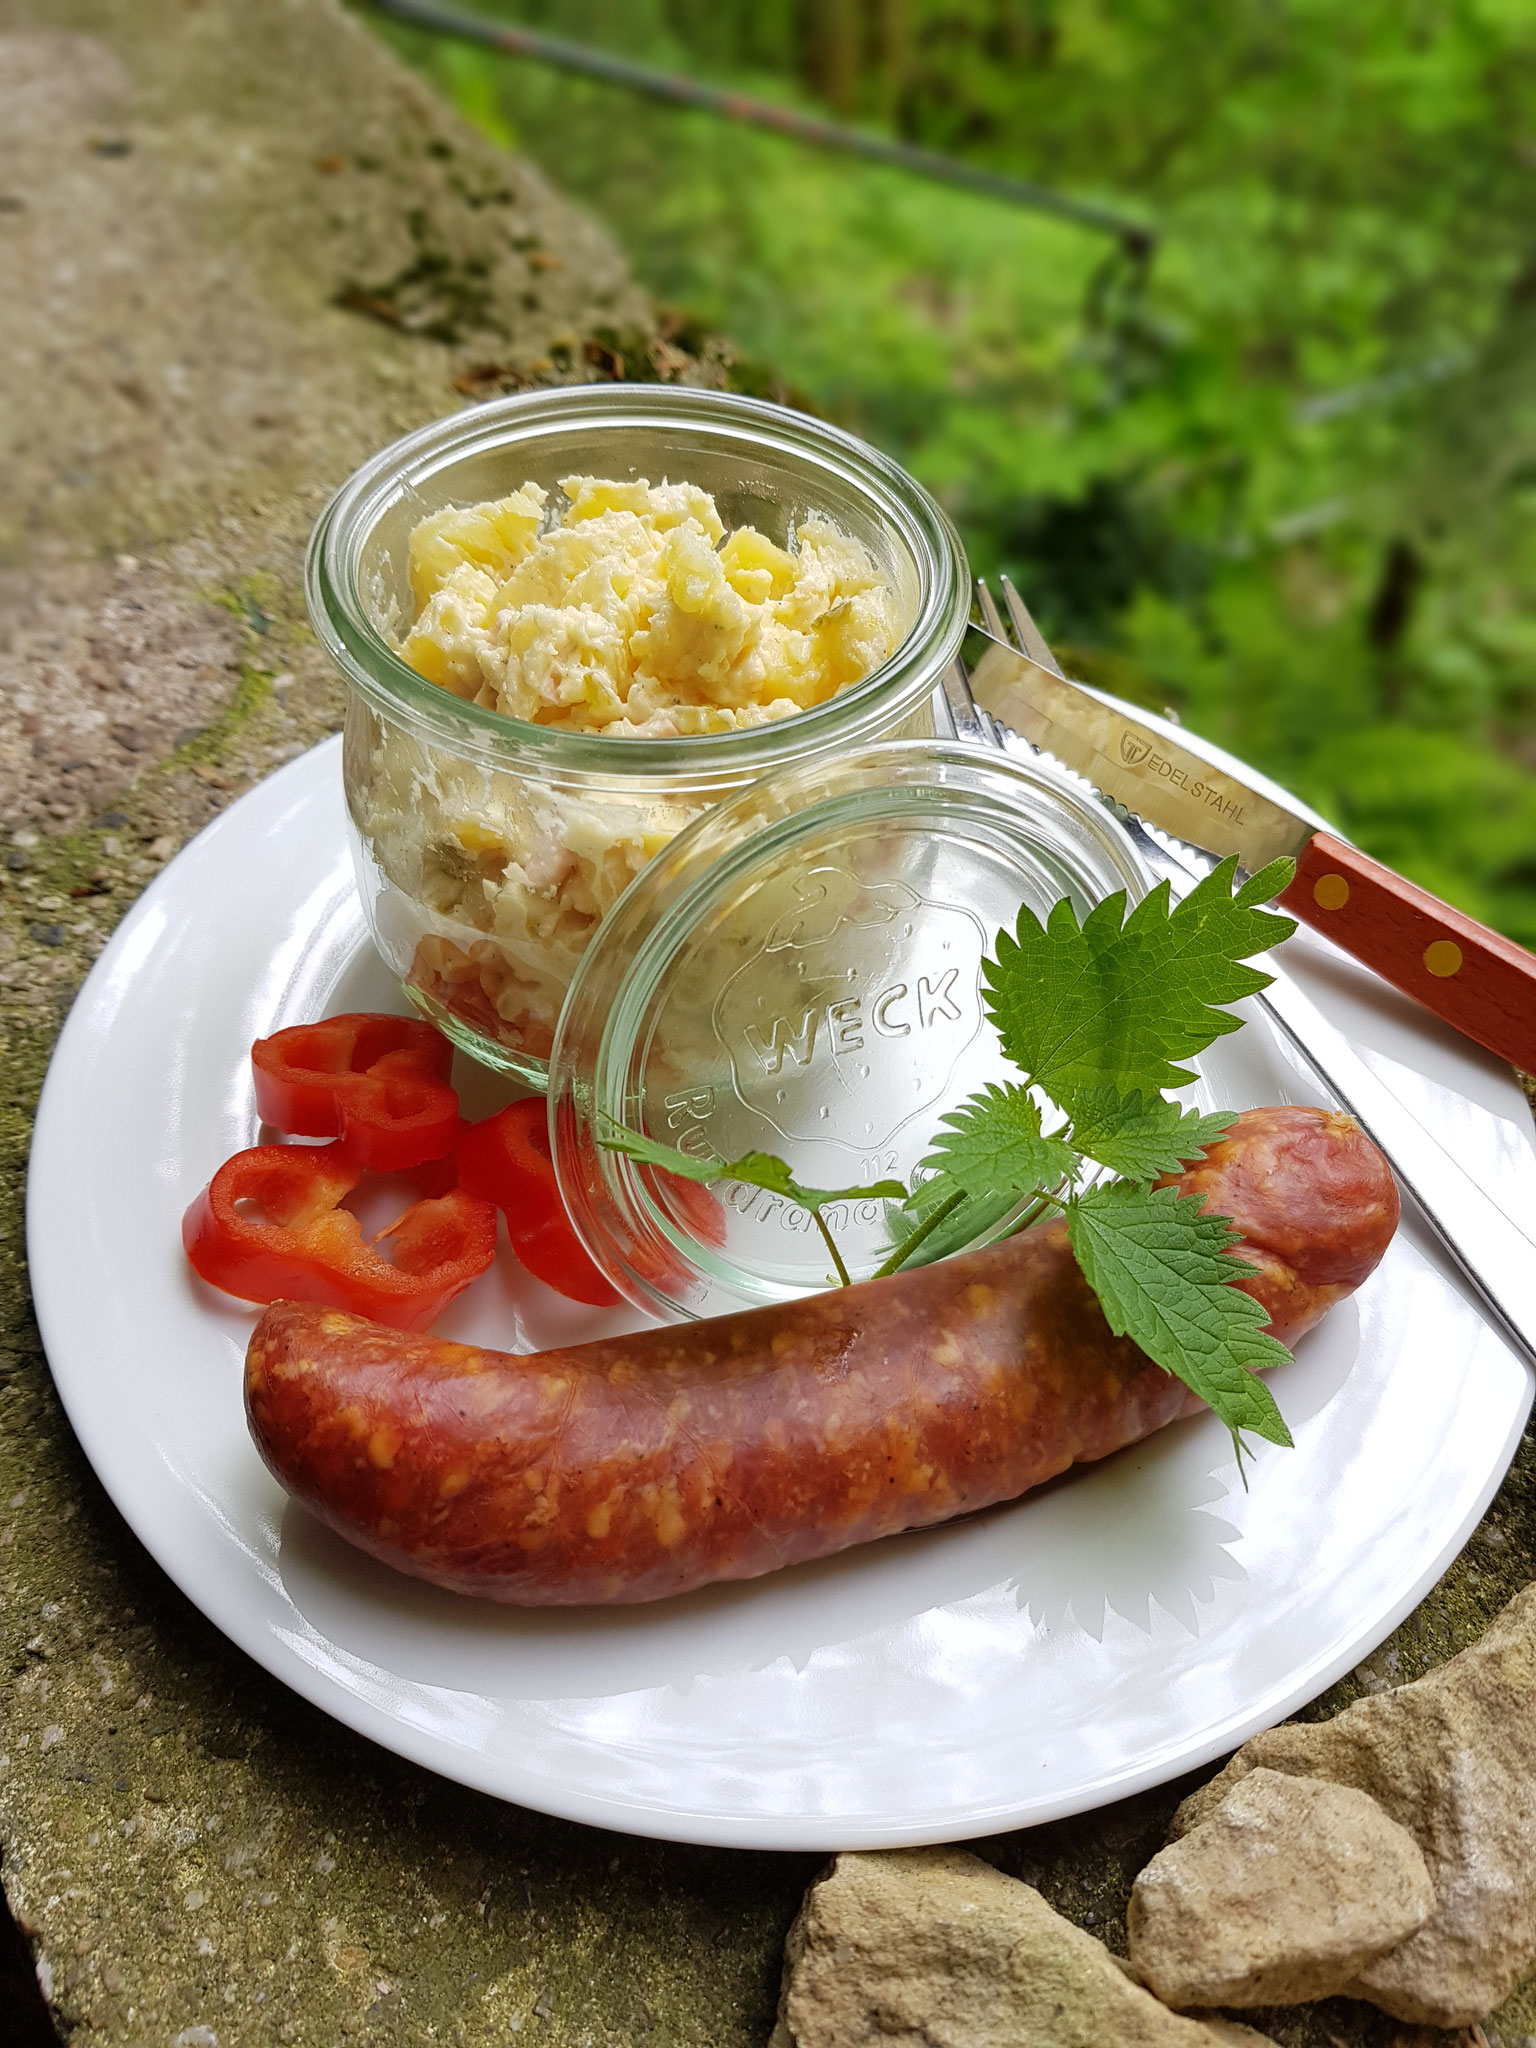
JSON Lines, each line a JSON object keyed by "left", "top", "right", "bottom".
{"left": 548, "top": 740, "right": 1152, "bottom": 1320}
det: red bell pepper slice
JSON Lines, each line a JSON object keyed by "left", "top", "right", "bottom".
{"left": 457, "top": 1098, "right": 620, "bottom": 1307}
{"left": 182, "top": 1142, "right": 497, "bottom": 1333}
{"left": 252, "top": 1014, "right": 459, "bottom": 1171}
{"left": 617, "top": 1167, "right": 728, "bottom": 1298}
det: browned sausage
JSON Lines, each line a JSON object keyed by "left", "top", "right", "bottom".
{"left": 245, "top": 1105, "right": 1398, "bottom": 1606}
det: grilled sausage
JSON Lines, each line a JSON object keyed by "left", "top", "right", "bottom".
{"left": 245, "top": 1105, "right": 1398, "bottom": 1606}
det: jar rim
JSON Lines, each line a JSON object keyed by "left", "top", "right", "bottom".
{"left": 306, "top": 384, "right": 971, "bottom": 774}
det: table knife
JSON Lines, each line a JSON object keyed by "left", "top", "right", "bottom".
{"left": 968, "top": 626, "right": 1536, "bottom": 1075}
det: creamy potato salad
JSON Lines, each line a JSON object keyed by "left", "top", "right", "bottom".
{"left": 354, "top": 476, "right": 903, "bottom": 1060}
{"left": 400, "top": 475, "right": 900, "bottom": 735}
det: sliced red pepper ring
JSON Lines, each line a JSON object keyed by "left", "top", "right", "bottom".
{"left": 252, "top": 1014, "right": 459, "bottom": 1171}
{"left": 457, "top": 1098, "right": 620, "bottom": 1307}
{"left": 182, "top": 1141, "right": 497, "bottom": 1333}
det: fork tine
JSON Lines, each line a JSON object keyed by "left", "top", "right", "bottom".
{"left": 974, "top": 576, "right": 1007, "bottom": 641}
{"left": 998, "top": 575, "right": 1064, "bottom": 676}
{"left": 940, "top": 656, "right": 987, "bottom": 743}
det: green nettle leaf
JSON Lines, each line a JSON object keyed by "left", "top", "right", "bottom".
{"left": 918, "top": 1082, "right": 1079, "bottom": 1200}
{"left": 1065, "top": 1179, "right": 1294, "bottom": 1457}
{"left": 1070, "top": 1092, "right": 1237, "bottom": 1183}
{"left": 982, "top": 857, "right": 1298, "bottom": 1108}
{"left": 598, "top": 1124, "right": 905, "bottom": 1215}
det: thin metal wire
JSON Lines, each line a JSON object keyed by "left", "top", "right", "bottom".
{"left": 366, "top": 0, "right": 1156, "bottom": 255}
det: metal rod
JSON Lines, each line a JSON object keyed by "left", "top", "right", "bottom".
{"left": 366, "top": 0, "right": 1155, "bottom": 255}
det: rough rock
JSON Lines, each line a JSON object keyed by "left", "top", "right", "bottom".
{"left": 0, "top": 0, "right": 649, "bottom": 840}
{"left": 769, "top": 1847, "right": 1277, "bottom": 2048}
{"left": 1128, "top": 1767, "right": 1435, "bottom": 2008}
{"left": 1172, "top": 1580, "right": 1536, "bottom": 2027}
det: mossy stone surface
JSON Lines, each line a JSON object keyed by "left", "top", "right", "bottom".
{"left": 2, "top": 3, "right": 1535, "bottom": 2043}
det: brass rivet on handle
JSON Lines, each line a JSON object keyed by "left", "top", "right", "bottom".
{"left": 1424, "top": 939, "right": 1463, "bottom": 978}
{"left": 1312, "top": 873, "right": 1350, "bottom": 910}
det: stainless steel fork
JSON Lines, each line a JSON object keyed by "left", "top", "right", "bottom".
{"left": 955, "top": 577, "right": 1536, "bottom": 1370}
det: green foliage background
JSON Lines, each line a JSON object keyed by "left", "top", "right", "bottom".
{"left": 379, "top": 0, "right": 1536, "bottom": 944}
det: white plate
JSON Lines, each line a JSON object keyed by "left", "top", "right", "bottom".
{"left": 28, "top": 737, "right": 1536, "bottom": 1850}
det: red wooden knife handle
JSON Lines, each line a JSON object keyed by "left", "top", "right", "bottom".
{"left": 1277, "top": 831, "right": 1536, "bottom": 1074}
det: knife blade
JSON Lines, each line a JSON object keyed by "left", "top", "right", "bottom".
{"left": 968, "top": 626, "right": 1536, "bottom": 1077}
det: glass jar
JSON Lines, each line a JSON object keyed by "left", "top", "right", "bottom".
{"left": 306, "top": 386, "right": 970, "bottom": 1088}
{"left": 548, "top": 739, "right": 1153, "bottom": 1320}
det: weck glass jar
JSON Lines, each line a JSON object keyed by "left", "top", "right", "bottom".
{"left": 306, "top": 385, "right": 971, "bottom": 1088}
{"left": 547, "top": 739, "right": 1154, "bottom": 1319}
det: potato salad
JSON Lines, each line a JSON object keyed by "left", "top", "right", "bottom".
{"left": 399, "top": 475, "right": 900, "bottom": 735}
